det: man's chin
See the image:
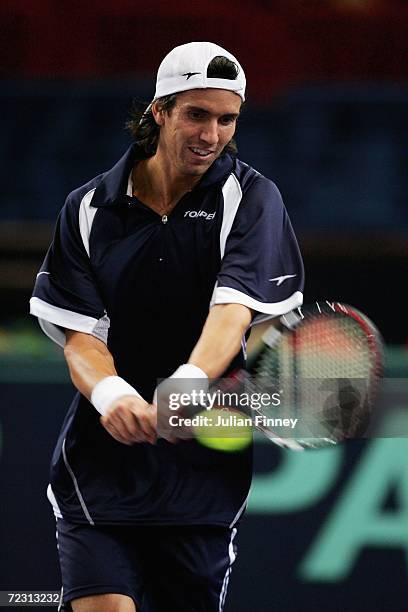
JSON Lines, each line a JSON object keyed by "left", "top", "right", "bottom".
{"left": 180, "top": 164, "right": 211, "bottom": 177}
{"left": 182, "top": 157, "right": 217, "bottom": 176}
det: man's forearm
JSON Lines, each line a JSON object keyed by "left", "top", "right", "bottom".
{"left": 64, "top": 330, "right": 155, "bottom": 443}
{"left": 64, "top": 330, "right": 117, "bottom": 401}
{"left": 188, "top": 303, "right": 252, "bottom": 378}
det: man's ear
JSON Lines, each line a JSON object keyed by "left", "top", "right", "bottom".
{"left": 151, "top": 101, "right": 165, "bottom": 126}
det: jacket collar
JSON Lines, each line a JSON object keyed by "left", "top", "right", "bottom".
{"left": 91, "top": 143, "right": 235, "bottom": 207}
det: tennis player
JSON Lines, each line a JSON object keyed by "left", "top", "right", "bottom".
{"left": 30, "top": 42, "right": 304, "bottom": 612}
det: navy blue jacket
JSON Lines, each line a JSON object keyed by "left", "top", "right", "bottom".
{"left": 30, "top": 144, "right": 304, "bottom": 526}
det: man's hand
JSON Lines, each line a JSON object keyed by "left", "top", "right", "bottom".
{"left": 154, "top": 364, "right": 209, "bottom": 442}
{"left": 100, "top": 395, "right": 157, "bottom": 445}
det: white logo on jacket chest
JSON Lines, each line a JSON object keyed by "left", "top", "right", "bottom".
{"left": 184, "top": 210, "right": 216, "bottom": 220}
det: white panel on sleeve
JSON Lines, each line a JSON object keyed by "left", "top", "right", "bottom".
{"left": 211, "top": 286, "right": 304, "bottom": 324}
{"left": 220, "top": 174, "right": 242, "bottom": 257}
{"left": 78, "top": 188, "right": 97, "bottom": 256}
{"left": 30, "top": 297, "right": 110, "bottom": 347}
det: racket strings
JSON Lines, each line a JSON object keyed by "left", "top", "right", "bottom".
{"left": 254, "top": 314, "right": 378, "bottom": 444}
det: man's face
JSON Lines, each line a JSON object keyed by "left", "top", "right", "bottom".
{"left": 153, "top": 89, "right": 241, "bottom": 177}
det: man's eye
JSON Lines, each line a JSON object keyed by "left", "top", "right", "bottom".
{"left": 220, "top": 117, "right": 235, "bottom": 125}
{"left": 189, "top": 111, "right": 203, "bottom": 120}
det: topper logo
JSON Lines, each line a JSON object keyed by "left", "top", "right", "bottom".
{"left": 184, "top": 211, "right": 216, "bottom": 220}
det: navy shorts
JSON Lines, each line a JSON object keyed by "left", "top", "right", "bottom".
{"left": 56, "top": 519, "right": 238, "bottom": 612}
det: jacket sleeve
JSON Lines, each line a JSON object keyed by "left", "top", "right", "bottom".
{"left": 211, "top": 175, "right": 304, "bottom": 325}
{"left": 29, "top": 192, "right": 109, "bottom": 347}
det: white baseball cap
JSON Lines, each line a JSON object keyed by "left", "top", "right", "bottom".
{"left": 153, "top": 41, "right": 246, "bottom": 102}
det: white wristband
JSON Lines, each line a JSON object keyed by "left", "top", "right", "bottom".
{"left": 91, "top": 376, "right": 143, "bottom": 416}
{"left": 171, "top": 363, "right": 208, "bottom": 381}
{"left": 153, "top": 364, "right": 209, "bottom": 406}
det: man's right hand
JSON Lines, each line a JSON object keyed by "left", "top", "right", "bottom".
{"left": 100, "top": 395, "right": 157, "bottom": 445}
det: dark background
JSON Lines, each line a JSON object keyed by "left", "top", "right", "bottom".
{"left": 1, "top": 1, "right": 407, "bottom": 610}
{"left": 1, "top": 378, "right": 408, "bottom": 611}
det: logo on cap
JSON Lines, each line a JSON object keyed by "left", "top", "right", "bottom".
{"left": 182, "top": 72, "right": 201, "bottom": 80}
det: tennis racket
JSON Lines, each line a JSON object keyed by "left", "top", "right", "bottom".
{"left": 215, "top": 301, "right": 384, "bottom": 451}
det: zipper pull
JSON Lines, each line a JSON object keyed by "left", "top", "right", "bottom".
{"left": 161, "top": 215, "right": 168, "bottom": 224}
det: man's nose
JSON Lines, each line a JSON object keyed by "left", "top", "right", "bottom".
{"left": 199, "top": 120, "right": 219, "bottom": 145}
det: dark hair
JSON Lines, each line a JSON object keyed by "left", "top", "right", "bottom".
{"left": 126, "top": 56, "right": 242, "bottom": 157}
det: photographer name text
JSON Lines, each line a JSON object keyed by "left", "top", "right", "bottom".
{"left": 169, "top": 413, "right": 298, "bottom": 429}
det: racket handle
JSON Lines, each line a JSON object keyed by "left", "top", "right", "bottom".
{"left": 256, "top": 422, "right": 304, "bottom": 451}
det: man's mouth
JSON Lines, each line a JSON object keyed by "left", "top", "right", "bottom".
{"left": 188, "top": 147, "right": 215, "bottom": 159}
